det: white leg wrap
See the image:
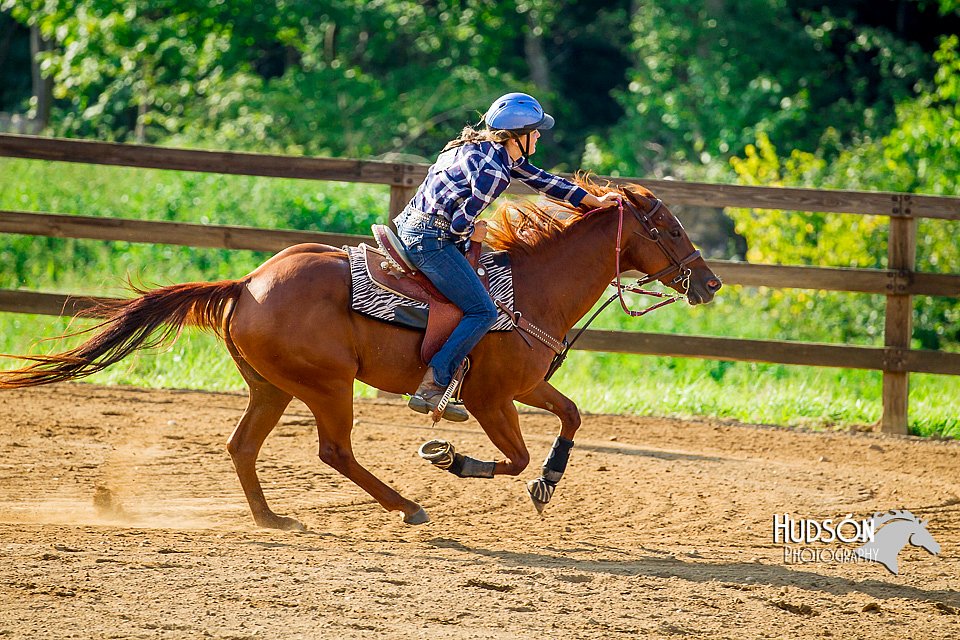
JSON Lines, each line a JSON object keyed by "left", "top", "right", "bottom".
{"left": 526, "top": 477, "right": 556, "bottom": 506}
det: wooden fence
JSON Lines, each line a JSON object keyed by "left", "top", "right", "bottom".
{"left": 1, "top": 133, "right": 959, "bottom": 434}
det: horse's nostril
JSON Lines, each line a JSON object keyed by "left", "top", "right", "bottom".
{"left": 707, "top": 278, "right": 722, "bottom": 292}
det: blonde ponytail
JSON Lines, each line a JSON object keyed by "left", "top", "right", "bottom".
{"left": 442, "top": 125, "right": 515, "bottom": 152}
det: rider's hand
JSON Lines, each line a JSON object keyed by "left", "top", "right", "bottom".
{"left": 587, "top": 192, "right": 622, "bottom": 208}
{"left": 601, "top": 192, "right": 623, "bottom": 205}
{"left": 470, "top": 220, "right": 488, "bottom": 242}
{"left": 598, "top": 191, "right": 623, "bottom": 207}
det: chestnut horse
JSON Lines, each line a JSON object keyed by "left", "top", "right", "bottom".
{"left": 0, "top": 179, "right": 720, "bottom": 529}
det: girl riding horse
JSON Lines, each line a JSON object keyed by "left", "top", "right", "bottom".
{"left": 396, "top": 93, "right": 622, "bottom": 421}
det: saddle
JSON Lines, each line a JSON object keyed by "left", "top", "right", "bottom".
{"left": 367, "top": 225, "right": 490, "bottom": 364}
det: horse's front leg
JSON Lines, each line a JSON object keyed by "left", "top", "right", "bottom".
{"left": 516, "top": 380, "right": 582, "bottom": 439}
{"left": 514, "top": 381, "right": 581, "bottom": 514}
{"left": 417, "top": 382, "right": 579, "bottom": 514}
{"left": 419, "top": 399, "right": 529, "bottom": 479}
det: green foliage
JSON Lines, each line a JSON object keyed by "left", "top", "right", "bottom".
{"left": 843, "top": 35, "right": 960, "bottom": 196}
{"left": 4, "top": 0, "right": 535, "bottom": 157}
{"left": 592, "top": 0, "right": 934, "bottom": 177}
{"left": 728, "top": 36, "right": 960, "bottom": 350}
{"left": 729, "top": 133, "right": 888, "bottom": 268}
{"left": 7, "top": 1, "right": 957, "bottom": 173}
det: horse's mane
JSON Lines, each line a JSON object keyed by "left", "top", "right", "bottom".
{"left": 484, "top": 174, "right": 655, "bottom": 255}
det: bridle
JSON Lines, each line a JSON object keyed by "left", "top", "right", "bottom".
{"left": 544, "top": 195, "right": 703, "bottom": 381}
{"left": 613, "top": 196, "right": 702, "bottom": 317}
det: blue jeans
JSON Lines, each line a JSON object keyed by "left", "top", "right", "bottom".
{"left": 397, "top": 225, "right": 498, "bottom": 386}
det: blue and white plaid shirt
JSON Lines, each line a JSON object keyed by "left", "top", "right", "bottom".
{"left": 410, "top": 141, "right": 589, "bottom": 238}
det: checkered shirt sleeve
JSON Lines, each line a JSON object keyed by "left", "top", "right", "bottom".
{"left": 410, "top": 142, "right": 589, "bottom": 240}
{"left": 510, "top": 159, "right": 589, "bottom": 207}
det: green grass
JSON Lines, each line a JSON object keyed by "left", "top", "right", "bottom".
{"left": 551, "top": 350, "right": 960, "bottom": 438}
{"left": 3, "top": 312, "right": 956, "bottom": 437}
{"left": 1, "top": 157, "right": 958, "bottom": 438}
{"left": 0, "top": 313, "right": 380, "bottom": 399}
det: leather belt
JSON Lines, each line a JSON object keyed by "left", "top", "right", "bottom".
{"left": 395, "top": 205, "right": 452, "bottom": 231}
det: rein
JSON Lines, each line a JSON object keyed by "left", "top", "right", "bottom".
{"left": 544, "top": 197, "right": 701, "bottom": 381}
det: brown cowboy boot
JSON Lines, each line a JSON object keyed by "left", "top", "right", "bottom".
{"left": 408, "top": 367, "right": 469, "bottom": 422}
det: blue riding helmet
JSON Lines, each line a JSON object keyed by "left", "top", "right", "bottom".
{"left": 483, "top": 93, "right": 555, "bottom": 132}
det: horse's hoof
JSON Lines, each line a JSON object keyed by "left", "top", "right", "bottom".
{"left": 526, "top": 479, "right": 551, "bottom": 515}
{"left": 419, "top": 439, "right": 455, "bottom": 470}
{"left": 282, "top": 518, "right": 308, "bottom": 532}
{"left": 403, "top": 507, "right": 430, "bottom": 525}
{"left": 258, "top": 515, "right": 307, "bottom": 532}
{"left": 528, "top": 494, "right": 547, "bottom": 515}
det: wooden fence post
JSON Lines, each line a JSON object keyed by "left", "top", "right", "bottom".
{"left": 881, "top": 195, "right": 916, "bottom": 434}
{"left": 379, "top": 168, "right": 417, "bottom": 399}
{"left": 388, "top": 185, "right": 415, "bottom": 224}
{"left": 388, "top": 163, "right": 417, "bottom": 226}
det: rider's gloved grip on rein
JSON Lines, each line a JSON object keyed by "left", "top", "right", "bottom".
{"left": 449, "top": 453, "right": 496, "bottom": 479}
{"left": 542, "top": 436, "right": 574, "bottom": 483}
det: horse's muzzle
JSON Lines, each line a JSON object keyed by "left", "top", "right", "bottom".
{"left": 687, "top": 277, "right": 722, "bottom": 306}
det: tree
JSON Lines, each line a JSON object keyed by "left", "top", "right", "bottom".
{"left": 591, "top": 0, "right": 941, "bottom": 178}
{"left": 0, "top": 9, "right": 33, "bottom": 122}
{"left": 3, "top": 1, "right": 534, "bottom": 156}
{"left": 728, "top": 35, "right": 960, "bottom": 349}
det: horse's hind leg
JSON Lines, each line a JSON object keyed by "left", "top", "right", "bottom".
{"left": 225, "top": 344, "right": 301, "bottom": 530}
{"left": 515, "top": 381, "right": 581, "bottom": 514}
{"left": 299, "top": 382, "right": 429, "bottom": 525}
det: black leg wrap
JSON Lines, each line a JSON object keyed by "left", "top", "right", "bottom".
{"left": 448, "top": 453, "right": 496, "bottom": 479}
{"left": 527, "top": 437, "right": 574, "bottom": 514}
{"left": 542, "top": 436, "right": 574, "bottom": 484}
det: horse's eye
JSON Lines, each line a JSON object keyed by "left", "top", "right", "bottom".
{"left": 669, "top": 229, "right": 682, "bottom": 239}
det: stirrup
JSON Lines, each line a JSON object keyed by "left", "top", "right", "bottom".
{"left": 431, "top": 359, "right": 470, "bottom": 424}
{"left": 408, "top": 391, "right": 469, "bottom": 422}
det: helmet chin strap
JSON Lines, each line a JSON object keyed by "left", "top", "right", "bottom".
{"left": 516, "top": 132, "right": 531, "bottom": 160}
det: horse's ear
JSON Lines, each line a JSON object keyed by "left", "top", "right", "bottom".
{"left": 618, "top": 187, "right": 652, "bottom": 213}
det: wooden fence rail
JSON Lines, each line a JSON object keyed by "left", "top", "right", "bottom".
{"left": 3, "top": 133, "right": 960, "bottom": 219}
{"left": 3, "top": 289, "right": 958, "bottom": 378}
{"left": 2, "top": 209, "right": 959, "bottom": 297}
{"left": 2, "top": 133, "right": 959, "bottom": 434}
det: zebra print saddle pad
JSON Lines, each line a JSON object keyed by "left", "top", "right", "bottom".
{"left": 346, "top": 245, "right": 517, "bottom": 332}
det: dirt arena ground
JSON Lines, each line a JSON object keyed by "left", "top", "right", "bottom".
{"left": 0, "top": 383, "right": 957, "bottom": 639}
